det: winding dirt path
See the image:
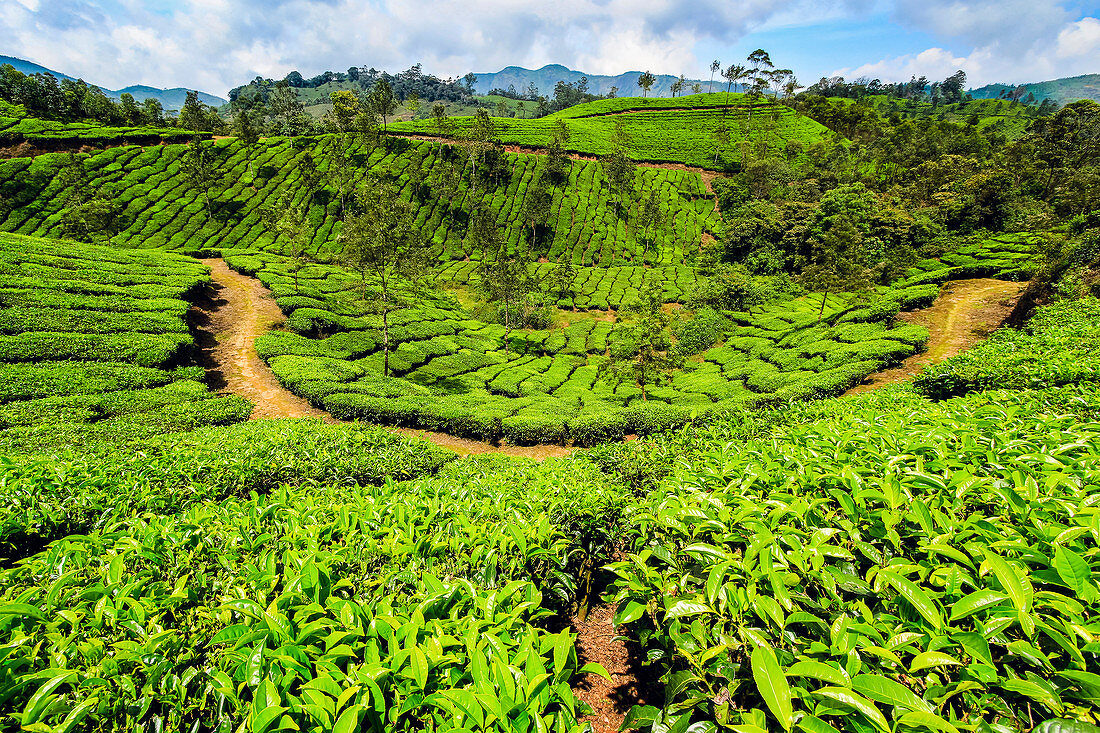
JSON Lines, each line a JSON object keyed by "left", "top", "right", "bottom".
{"left": 192, "top": 259, "right": 572, "bottom": 459}
{"left": 845, "top": 278, "right": 1027, "bottom": 396}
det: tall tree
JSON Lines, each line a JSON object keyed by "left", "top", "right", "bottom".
{"left": 709, "top": 60, "right": 721, "bottom": 93}
{"left": 181, "top": 136, "right": 217, "bottom": 219}
{"left": 546, "top": 119, "right": 572, "bottom": 184}
{"left": 270, "top": 80, "right": 306, "bottom": 135}
{"left": 723, "top": 64, "right": 749, "bottom": 112}
{"left": 601, "top": 117, "right": 636, "bottom": 219}
{"left": 368, "top": 80, "right": 397, "bottom": 130}
{"left": 598, "top": 282, "right": 681, "bottom": 401}
{"left": 338, "top": 177, "right": 429, "bottom": 376}
{"left": 260, "top": 193, "right": 313, "bottom": 288}
{"left": 474, "top": 212, "right": 534, "bottom": 354}
{"left": 799, "top": 213, "right": 877, "bottom": 321}
{"left": 178, "top": 90, "right": 207, "bottom": 133}
{"left": 522, "top": 174, "right": 554, "bottom": 252}
{"left": 232, "top": 102, "right": 262, "bottom": 185}
{"left": 637, "top": 71, "right": 656, "bottom": 98}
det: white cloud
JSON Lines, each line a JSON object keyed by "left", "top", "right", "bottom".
{"left": 832, "top": 1, "right": 1100, "bottom": 86}
{"left": 0, "top": 0, "right": 1096, "bottom": 95}
{"left": 1056, "top": 16, "right": 1100, "bottom": 58}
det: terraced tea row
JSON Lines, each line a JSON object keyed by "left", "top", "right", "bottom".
{"left": 391, "top": 93, "right": 835, "bottom": 169}
{"left": 227, "top": 249, "right": 935, "bottom": 445}
{"left": 0, "top": 233, "right": 249, "bottom": 453}
{"left": 0, "top": 135, "right": 719, "bottom": 267}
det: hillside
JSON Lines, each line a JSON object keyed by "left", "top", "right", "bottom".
{"left": 0, "top": 54, "right": 227, "bottom": 109}
{"left": 390, "top": 92, "right": 835, "bottom": 169}
{"left": 0, "top": 55, "right": 1098, "bottom": 733}
{"left": 474, "top": 63, "right": 710, "bottom": 98}
{"left": 862, "top": 95, "right": 1045, "bottom": 138}
{"left": 970, "top": 72, "right": 1100, "bottom": 105}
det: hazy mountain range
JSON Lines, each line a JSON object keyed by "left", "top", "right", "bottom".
{"left": 0, "top": 55, "right": 227, "bottom": 110}
{"left": 472, "top": 64, "right": 712, "bottom": 98}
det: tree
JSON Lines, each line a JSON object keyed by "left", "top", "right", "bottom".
{"left": 142, "top": 98, "right": 164, "bottom": 126}
{"left": 723, "top": 64, "right": 749, "bottom": 111}
{"left": 118, "top": 93, "right": 141, "bottom": 125}
{"left": 688, "top": 263, "right": 766, "bottom": 314}
{"left": 474, "top": 212, "right": 534, "bottom": 353}
{"left": 57, "top": 154, "right": 121, "bottom": 241}
{"left": 548, "top": 259, "right": 577, "bottom": 304}
{"left": 406, "top": 89, "right": 421, "bottom": 118}
{"left": 270, "top": 80, "right": 306, "bottom": 134}
{"left": 260, "top": 193, "right": 313, "bottom": 288}
{"left": 670, "top": 75, "right": 685, "bottom": 98}
{"left": 338, "top": 177, "right": 429, "bottom": 376}
{"left": 368, "top": 79, "right": 397, "bottom": 130}
{"left": 297, "top": 149, "right": 321, "bottom": 203}
{"left": 181, "top": 136, "right": 217, "bottom": 219}
{"left": 521, "top": 174, "right": 553, "bottom": 252}
{"left": 464, "top": 73, "right": 477, "bottom": 94}
{"left": 179, "top": 90, "right": 206, "bottom": 133}
{"left": 601, "top": 117, "right": 636, "bottom": 219}
{"left": 746, "top": 49, "right": 775, "bottom": 118}
{"left": 637, "top": 71, "right": 656, "bottom": 98}
{"left": 599, "top": 282, "right": 682, "bottom": 401}
{"left": 942, "top": 70, "right": 966, "bottom": 104}
{"left": 232, "top": 102, "right": 262, "bottom": 185}
{"left": 799, "top": 213, "right": 877, "bottom": 321}
{"left": 327, "top": 90, "right": 362, "bottom": 133}
{"left": 546, "top": 119, "right": 572, "bottom": 184}
{"left": 634, "top": 188, "right": 665, "bottom": 256}
{"left": 325, "top": 136, "right": 356, "bottom": 219}
{"left": 709, "top": 60, "right": 721, "bottom": 93}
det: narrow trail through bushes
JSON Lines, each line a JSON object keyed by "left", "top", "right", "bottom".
{"left": 193, "top": 259, "right": 571, "bottom": 459}
{"left": 845, "top": 277, "right": 1027, "bottom": 396}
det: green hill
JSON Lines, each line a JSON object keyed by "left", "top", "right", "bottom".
{"left": 970, "top": 73, "right": 1100, "bottom": 105}
{"left": 860, "top": 95, "right": 1047, "bottom": 138}
{"left": 391, "top": 92, "right": 836, "bottom": 169}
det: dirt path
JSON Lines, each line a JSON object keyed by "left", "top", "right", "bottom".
{"left": 192, "top": 260, "right": 574, "bottom": 459}
{"left": 571, "top": 603, "right": 657, "bottom": 733}
{"left": 192, "top": 259, "right": 335, "bottom": 421}
{"left": 845, "top": 278, "right": 1027, "bottom": 396}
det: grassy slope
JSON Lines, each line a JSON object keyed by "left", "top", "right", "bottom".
{"left": 390, "top": 92, "right": 836, "bottom": 169}
{"left": 0, "top": 135, "right": 720, "bottom": 267}
{"left": 0, "top": 233, "right": 251, "bottom": 453}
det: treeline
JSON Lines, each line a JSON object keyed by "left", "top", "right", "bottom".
{"left": 229, "top": 64, "right": 475, "bottom": 105}
{"left": 710, "top": 90, "right": 1099, "bottom": 307}
{"left": 0, "top": 64, "right": 224, "bottom": 132}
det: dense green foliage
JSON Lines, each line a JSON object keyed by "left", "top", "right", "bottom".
{"left": 0, "top": 233, "right": 250, "bottom": 453}
{"left": 0, "top": 100, "right": 198, "bottom": 148}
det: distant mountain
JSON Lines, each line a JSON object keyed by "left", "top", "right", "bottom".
{"left": 968, "top": 74, "right": 1100, "bottom": 105}
{"left": 472, "top": 64, "right": 712, "bottom": 98}
{"left": 0, "top": 55, "right": 227, "bottom": 110}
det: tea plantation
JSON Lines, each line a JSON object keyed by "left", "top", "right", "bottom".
{"left": 0, "top": 134, "right": 720, "bottom": 265}
{"left": 389, "top": 92, "right": 835, "bottom": 169}
{"left": 1, "top": 84, "right": 1098, "bottom": 733}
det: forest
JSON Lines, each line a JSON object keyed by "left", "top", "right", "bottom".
{"left": 0, "top": 42, "right": 1099, "bottom": 733}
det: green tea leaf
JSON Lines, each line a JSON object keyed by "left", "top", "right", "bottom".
{"left": 751, "top": 644, "right": 794, "bottom": 732}
{"left": 852, "top": 674, "right": 933, "bottom": 713}
{"left": 1054, "top": 546, "right": 1091, "bottom": 593}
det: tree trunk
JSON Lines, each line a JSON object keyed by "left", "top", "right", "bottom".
{"left": 382, "top": 307, "right": 390, "bottom": 377}
{"left": 818, "top": 289, "right": 829, "bottom": 322}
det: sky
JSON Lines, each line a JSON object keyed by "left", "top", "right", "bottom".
{"left": 1, "top": 0, "right": 1098, "bottom": 95}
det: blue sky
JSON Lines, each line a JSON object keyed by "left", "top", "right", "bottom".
{"left": 1, "top": 0, "right": 1097, "bottom": 95}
